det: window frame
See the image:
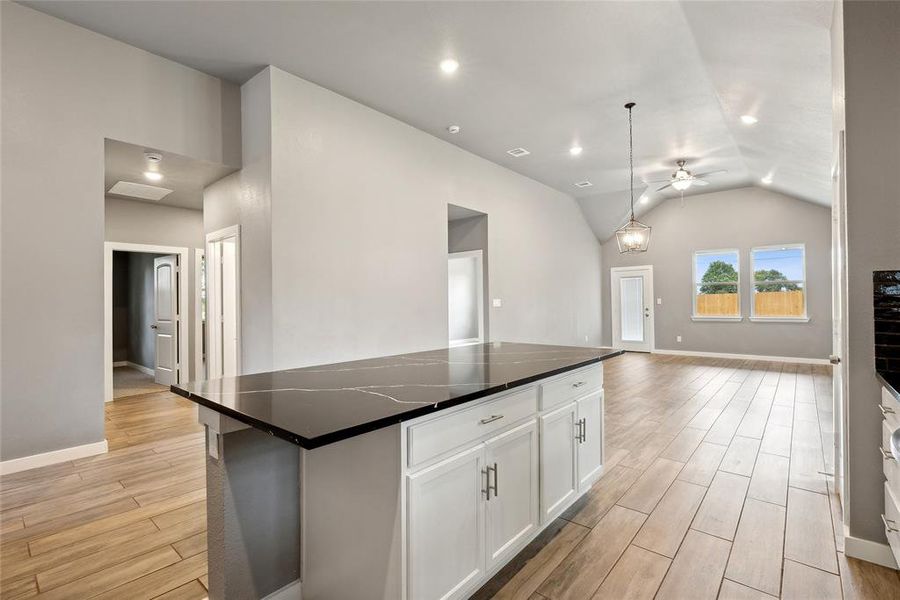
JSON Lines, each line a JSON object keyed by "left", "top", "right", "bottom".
{"left": 691, "top": 248, "right": 742, "bottom": 322}
{"left": 749, "top": 243, "right": 809, "bottom": 322}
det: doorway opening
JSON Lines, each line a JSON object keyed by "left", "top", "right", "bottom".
{"left": 448, "top": 205, "right": 489, "bottom": 346}
{"left": 610, "top": 265, "right": 655, "bottom": 352}
{"left": 206, "top": 226, "right": 240, "bottom": 378}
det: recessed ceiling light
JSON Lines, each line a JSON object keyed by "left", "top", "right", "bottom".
{"left": 740, "top": 115, "right": 759, "bottom": 125}
{"left": 569, "top": 146, "right": 583, "bottom": 156}
{"left": 761, "top": 175, "right": 773, "bottom": 185}
{"left": 440, "top": 59, "right": 459, "bottom": 74}
{"left": 143, "top": 171, "right": 163, "bottom": 182}
{"left": 574, "top": 181, "right": 593, "bottom": 188}
{"left": 506, "top": 147, "right": 530, "bottom": 157}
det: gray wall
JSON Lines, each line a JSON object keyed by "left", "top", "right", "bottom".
{"left": 202, "top": 66, "right": 602, "bottom": 373}
{"left": 105, "top": 197, "right": 205, "bottom": 380}
{"left": 448, "top": 214, "right": 490, "bottom": 341}
{"left": 837, "top": 0, "right": 900, "bottom": 546}
{"left": 0, "top": 3, "right": 240, "bottom": 461}
{"left": 600, "top": 187, "right": 832, "bottom": 359}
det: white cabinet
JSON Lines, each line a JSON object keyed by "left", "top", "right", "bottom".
{"left": 540, "top": 402, "right": 578, "bottom": 522}
{"left": 407, "top": 445, "right": 485, "bottom": 600}
{"left": 577, "top": 391, "right": 604, "bottom": 491}
{"left": 484, "top": 420, "right": 539, "bottom": 569}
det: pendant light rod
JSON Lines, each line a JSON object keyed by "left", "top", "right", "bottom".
{"left": 625, "top": 101, "right": 636, "bottom": 220}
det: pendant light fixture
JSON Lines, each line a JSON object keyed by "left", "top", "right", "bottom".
{"left": 614, "top": 102, "right": 651, "bottom": 253}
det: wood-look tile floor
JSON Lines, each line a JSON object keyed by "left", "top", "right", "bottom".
{"left": 2, "top": 353, "right": 899, "bottom": 599}
{"left": 475, "top": 352, "right": 900, "bottom": 600}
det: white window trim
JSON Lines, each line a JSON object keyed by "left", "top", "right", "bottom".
{"left": 692, "top": 248, "right": 741, "bottom": 320}
{"left": 750, "top": 243, "right": 808, "bottom": 321}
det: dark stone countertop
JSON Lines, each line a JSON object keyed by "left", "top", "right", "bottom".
{"left": 172, "top": 342, "right": 622, "bottom": 449}
{"left": 878, "top": 371, "right": 900, "bottom": 403}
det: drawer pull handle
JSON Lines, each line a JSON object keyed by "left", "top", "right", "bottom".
{"left": 879, "top": 447, "right": 895, "bottom": 461}
{"left": 882, "top": 514, "right": 899, "bottom": 533}
{"left": 571, "top": 381, "right": 587, "bottom": 389}
{"left": 480, "top": 414, "right": 504, "bottom": 425}
{"left": 483, "top": 463, "right": 498, "bottom": 500}
{"left": 879, "top": 404, "right": 896, "bottom": 416}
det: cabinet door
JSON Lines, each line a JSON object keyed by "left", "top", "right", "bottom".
{"left": 577, "top": 391, "right": 604, "bottom": 491}
{"left": 408, "top": 445, "right": 485, "bottom": 600}
{"left": 484, "top": 419, "right": 539, "bottom": 569}
{"left": 540, "top": 402, "right": 578, "bottom": 522}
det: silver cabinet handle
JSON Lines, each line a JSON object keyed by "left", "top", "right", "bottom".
{"left": 879, "top": 404, "right": 896, "bottom": 416}
{"left": 482, "top": 467, "right": 491, "bottom": 501}
{"left": 883, "top": 514, "right": 899, "bottom": 533}
{"left": 493, "top": 462, "right": 499, "bottom": 498}
{"left": 880, "top": 447, "right": 895, "bottom": 460}
{"left": 480, "top": 414, "right": 504, "bottom": 425}
{"left": 581, "top": 417, "right": 587, "bottom": 443}
{"left": 574, "top": 419, "right": 582, "bottom": 442}
{"left": 571, "top": 381, "right": 587, "bottom": 389}
{"left": 483, "top": 463, "right": 498, "bottom": 500}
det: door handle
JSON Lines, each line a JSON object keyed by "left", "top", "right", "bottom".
{"left": 879, "top": 404, "right": 895, "bottom": 416}
{"left": 483, "top": 463, "right": 498, "bottom": 500}
{"left": 581, "top": 417, "right": 587, "bottom": 443}
{"left": 880, "top": 447, "right": 895, "bottom": 461}
{"left": 883, "top": 514, "right": 899, "bottom": 533}
{"left": 150, "top": 324, "right": 158, "bottom": 330}
{"left": 829, "top": 355, "right": 841, "bottom": 365}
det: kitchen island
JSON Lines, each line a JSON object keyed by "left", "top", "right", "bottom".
{"left": 173, "top": 342, "right": 622, "bottom": 600}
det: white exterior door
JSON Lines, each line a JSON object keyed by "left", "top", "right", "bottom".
{"left": 577, "top": 391, "right": 604, "bottom": 491}
{"left": 153, "top": 255, "right": 179, "bottom": 385}
{"left": 539, "top": 402, "right": 578, "bottom": 522}
{"left": 611, "top": 266, "right": 654, "bottom": 352}
{"left": 484, "top": 420, "right": 539, "bottom": 569}
{"left": 407, "top": 445, "right": 485, "bottom": 600}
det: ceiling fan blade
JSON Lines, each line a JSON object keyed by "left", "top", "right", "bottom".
{"left": 693, "top": 170, "right": 727, "bottom": 178}
{"left": 643, "top": 178, "right": 673, "bottom": 184}
{"left": 655, "top": 182, "right": 674, "bottom": 192}
{"left": 692, "top": 179, "right": 710, "bottom": 186}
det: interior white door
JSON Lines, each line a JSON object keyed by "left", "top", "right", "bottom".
{"left": 611, "top": 267, "right": 654, "bottom": 352}
{"left": 832, "top": 130, "right": 850, "bottom": 506}
{"left": 576, "top": 391, "right": 604, "bottom": 491}
{"left": 539, "top": 402, "right": 578, "bottom": 522}
{"left": 407, "top": 445, "right": 485, "bottom": 600}
{"left": 207, "top": 230, "right": 240, "bottom": 379}
{"left": 448, "top": 250, "right": 484, "bottom": 347}
{"left": 484, "top": 419, "right": 539, "bottom": 569}
{"left": 153, "top": 255, "right": 179, "bottom": 385}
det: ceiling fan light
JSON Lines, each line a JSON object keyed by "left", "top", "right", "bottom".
{"left": 672, "top": 178, "right": 692, "bottom": 191}
{"left": 615, "top": 218, "right": 652, "bottom": 254}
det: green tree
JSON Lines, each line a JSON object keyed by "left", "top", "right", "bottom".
{"left": 699, "top": 260, "right": 738, "bottom": 294}
{"left": 754, "top": 269, "right": 800, "bottom": 292}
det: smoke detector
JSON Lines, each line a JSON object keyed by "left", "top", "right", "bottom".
{"left": 144, "top": 151, "right": 163, "bottom": 163}
{"left": 447, "top": 125, "right": 461, "bottom": 134}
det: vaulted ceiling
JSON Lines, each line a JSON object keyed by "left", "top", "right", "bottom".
{"left": 25, "top": 0, "right": 834, "bottom": 240}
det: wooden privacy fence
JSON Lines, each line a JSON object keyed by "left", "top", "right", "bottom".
{"left": 695, "top": 291, "right": 805, "bottom": 317}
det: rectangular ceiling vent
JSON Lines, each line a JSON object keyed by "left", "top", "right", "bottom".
{"left": 108, "top": 181, "right": 173, "bottom": 201}
{"left": 574, "top": 181, "right": 593, "bottom": 188}
{"left": 506, "top": 147, "right": 530, "bottom": 157}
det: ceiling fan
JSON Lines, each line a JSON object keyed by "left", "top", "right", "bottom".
{"left": 648, "top": 160, "right": 727, "bottom": 192}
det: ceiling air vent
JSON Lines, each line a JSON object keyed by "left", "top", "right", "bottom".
{"left": 574, "top": 181, "right": 593, "bottom": 188}
{"left": 108, "top": 181, "right": 173, "bottom": 201}
{"left": 506, "top": 147, "right": 530, "bottom": 157}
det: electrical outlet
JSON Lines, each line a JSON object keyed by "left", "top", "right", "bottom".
{"left": 492, "top": 298, "right": 502, "bottom": 308}
{"left": 657, "top": 297, "right": 662, "bottom": 305}
{"left": 676, "top": 335, "right": 682, "bottom": 343}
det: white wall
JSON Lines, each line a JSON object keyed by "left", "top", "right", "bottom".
{"left": 600, "top": 187, "right": 832, "bottom": 359}
{"left": 0, "top": 3, "right": 240, "bottom": 461}
{"left": 204, "top": 66, "right": 602, "bottom": 372}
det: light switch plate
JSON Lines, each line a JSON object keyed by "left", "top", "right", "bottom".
{"left": 657, "top": 298, "right": 662, "bottom": 305}
{"left": 492, "top": 298, "right": 502, "bottom": 308}
{"left": 676, "top": 335, "right": 682, "bottom": 343}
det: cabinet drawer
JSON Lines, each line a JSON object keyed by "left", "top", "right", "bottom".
{"left": 883, "top": 420, "right": 900, "bottom": 500}
{"left": 408, "top": 388, "right": 538, "bottom": 468}
{"left": 882, "top": 387, "right": 900, "bottom": 431}
{"left": 884, "top": 483, "right": 900, "bottom": 567}
{"left": 540, "top": 365, "right": 603, "bottom": 411}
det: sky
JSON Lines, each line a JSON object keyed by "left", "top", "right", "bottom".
{"left": 695, "top": 247, "right": 803, "bottom": 283}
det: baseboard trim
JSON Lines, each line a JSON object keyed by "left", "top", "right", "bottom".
{"left": 845, "top": 532, "right": 898, "bottom": 569}
{"left": 262, "top": 579, "right": 301, "bottom": 600}
{"left": 112, "top": 360, "right": 128, "bottom": 367}
{"left": 0, "top": 439, "right": 108, "bottom": 475}
{"left": 651, "top": 348, "right": 830, "bottom": 365}
{"left": 126, "top": 362, "right": 155, "bottom": 377}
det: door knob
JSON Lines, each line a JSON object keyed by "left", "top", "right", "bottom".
{"left": 150, "top": 324, "right": 158, "bottom": 329}
{"left": 829, "top": 355, "right": 841, "bottom": 365}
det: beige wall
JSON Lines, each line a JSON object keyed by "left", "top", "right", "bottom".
{"left": 601, "top": 187, "right": 832, "bottom": 359}
{"left": 0, "top": 3, "right": 240, "bottom": 461}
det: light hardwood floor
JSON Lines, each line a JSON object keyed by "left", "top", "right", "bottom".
{"left": 2, "top": 353, "right": 899, "bottom": 599}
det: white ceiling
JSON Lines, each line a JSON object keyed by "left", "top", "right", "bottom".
{"left": 105, "top": 139, "right": 236, "bottom": 210}
{"left": 35, "top": 1, "right": 834, "bottom": 239}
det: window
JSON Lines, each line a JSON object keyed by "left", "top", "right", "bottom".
{"left": 751, "top": 245, "right": 807, "bottom": 320}
{"left": 693, "top": 249, "right": 741, "bottom": 319}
